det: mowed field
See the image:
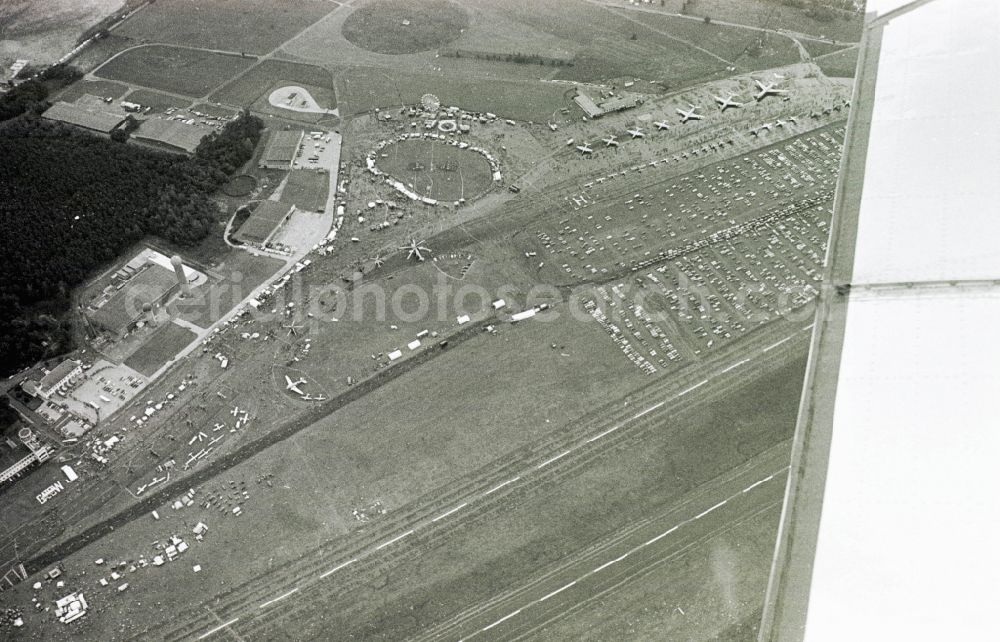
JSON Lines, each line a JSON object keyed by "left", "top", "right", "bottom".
{"left": 281, "top": 170, "right": 328, "bottom": 212}
{"left": 55, "top": 78, "right": 129, "bottom": 102}
{"left": 95, "top": 45, "right": 256, "bottom": 97}
{"left": 376, "top": 139, "right": 495, "bottom": 202}
{"left": 114, "top": 0, "right": 335, "bottom": 55}
{"left": 335, "top": 66, "right": 573, "bottom": 120}
{"left": 123, "top": 320, "right": 197, "bottom": 377}
{"left": 211, "top": 59, "right": 337, "bottom": 122}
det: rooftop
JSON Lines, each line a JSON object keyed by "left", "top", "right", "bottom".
{"left": 134, "top": 118, "right": 214, "bottom": 154}
{"left": 234, "top": 201, "right": 294, "bottom": 245}
{"left": 89, "top": 264, "right": 179, "bottom": 334}
{"left": 42, "top": 97, "right": 128, "bottom": 133}
{"left": 261, "top": 129, "right": 304, "bottom": 165}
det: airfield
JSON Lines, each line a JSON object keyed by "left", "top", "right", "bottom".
{"left": 0, "top": 0, "right": 864, "bottom": 639}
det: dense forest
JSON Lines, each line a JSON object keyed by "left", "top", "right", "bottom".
{"left": 0, "top": 111, "right": 262, "bottom": 377}
{"left": 195, "top": 111, "right": 264, "bottom": 174}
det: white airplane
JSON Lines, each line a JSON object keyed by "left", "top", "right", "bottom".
{"left": 548, "top": 122, "right": 558, "bottom": 131}
{"left": 284, "top": 376, "right": 306, "bottom": 396}
{"left": 676, "top": 104, "right": 703, "bottom": 123}
{"left": 576, "top": 143, "right": 594, "bottom": 154}
{"left": 626, "top": 127, "right": 645, "bottom": 139}
{"left": 754, "top": 79, "right": 789, "bottom": 101}
{"left": 775, "top": 118, "right": 787, "bottom": 128}
{"left": 283, "top": 321, "right": 303, "bottom": 336}
{"left": 713, "top": 94, "right": 743, "bottom": 111}
{"left": 399, "top": 238, "right": 431, "bottom": 261}
{"left": 602, "top": 135, "right": 619, "bottom": 147}
{"left": 313, "top": 394, "right": 327, "bottom": 402}
{"left": 371, "top": 254, "right": 385, "bottom": 268}
{"left": 654, "top": 120, "right": 671, "bottom": 131}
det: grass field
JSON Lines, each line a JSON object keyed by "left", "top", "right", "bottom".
{"left": 815, "top": 46, "right": 860, "bottom": 78}
{"left": 212, "top": 59, "right": 336, "bottom": 114}
{"left": 342, "top": 0, "right": 470, "bottom": 54}
{"left": 335, "top": 66, "right": 572, "bottom": 120}
{"left": 95, "top": 45, "right": 256, "bottom": 97}
{"left": 115, "top": 0, "right": 335, "bottom": 55}
{"left": 280, "top": 170, "right": 327, "bottom": 212}
{"left": 123, "top": 320, "right": 197, "bottom": 377}
{"left": 55, "top": 79, "right": 130, "bottom": 103}
{"left": 122, "top": 88, "right": 192, "bottom": 112}
{"left": 375, "top": 139, "right": 495, "bottom": 202}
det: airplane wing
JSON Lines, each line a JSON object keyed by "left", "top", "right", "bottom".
{"left": 284, "top": 375, "right": 293, "bottom": 387}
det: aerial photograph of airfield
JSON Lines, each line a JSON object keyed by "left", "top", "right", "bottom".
{"left": 0, "top": 0, "right": 864, "bottom": 639}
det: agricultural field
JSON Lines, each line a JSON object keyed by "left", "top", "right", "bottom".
{"left": 375, "top": 139, "right": 495, "bottom": 203}
{"left": 94, "top": 45, "right": 256, "bottom": 98}
{"left": 123, "top": 321, "right": 197, "bottom": 377}
{"left": 114, "top": 0, "right": 335, "bottom": 55}
{"left": 341, "top": 0, "right": 470, "bottom": 54}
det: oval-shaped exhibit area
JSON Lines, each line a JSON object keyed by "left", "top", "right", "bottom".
{"left": 374, "top": 139, "right": 495, "bottom": 203}
{"left": 341, "top": 0, "right": 469, "bottom": 54}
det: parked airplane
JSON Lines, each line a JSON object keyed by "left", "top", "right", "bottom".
{"left": 602, "top": 135, "right": 619, "bottom": 147}
{"left": 313, "top": 394, "right": 327, "bottom": 402}
{"left": 576, "top": 143, "right": 594, "bottom": 154}
{"left": 283, "top": 321, "right": 303, "bottom": 336}
{"left": 676, "top": 104, "right": 704, "bottom": 123}
{"left": 713, "top": 93, "right": 743, "bottom": 111}
{"left": 548, "top": 122, "right": 558, "bottom": 131}
{"left": 400, "top": 238, "right": 431, "bottom": 261}
{"left": 654, "top": 120, "right": 671, "bottom": 131}
{"left": 754, "top": 79, "right": 789, "bottom": 101}
{"left": 626, "top": 127, "right": 645, "bottom": 139}
{"left": 285, "top": 376, "right": 306, "bottom": 396}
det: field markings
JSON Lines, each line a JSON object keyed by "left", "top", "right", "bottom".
{"left": 483, "top": 477, "right": 521, "bottom": 496}
{"left": 587, "top": 424, "right": 622, "bottom": 443}
{"left": 721, "top": 359, "right": 748, "bottom": 373}
{"left": 460, "top": 469, "right": 785, "bottom": 639}
{"left": 642, "top": 524, "right": 680, "bottom": 548}
{"left": 763, "top": 336, "right": 792, "bottom": 352}
{"left": 537, "top": 450, "right": 571, "bottom": 469}
{"left": 319, "top": 559, "right": 357, "bottom": 579}
{"left": 694, "top": 500, "right": 728, "bottom": 520}
{"left": 197, "top": 617, "right": 240, "bottom": 640}
{"left": 592, "top": 553, "right": 629, "bottom": 574}
{"left": 538, "top": 581, "right": 577, "bottom": 602}
{"left": 258, "top": 588, "right": 298, "bottom": 610}
{"left": 631, "top": 401, "right": 665, "bottom": 420}
{"left": 374, "top": 530, "right": 414, "bottom": 551}
{"left": 482, "top": 609, "right": 523, "bottom": 631}
{"left": 432, "top": 503, "right": 468, "bottom": 523}
{"left": 678, "top": 379, "right": 709, "bottom": 397}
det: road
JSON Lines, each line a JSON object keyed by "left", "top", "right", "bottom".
{"left": 154, "top": 319, "right": 810, "bottom": 641}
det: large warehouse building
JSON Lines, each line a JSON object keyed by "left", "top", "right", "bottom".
{"left": 87, "top": 262, "right": 180, "bottom": 336}
{"left": 133, "top": 118, "right": 213, "bottom": 154}
{"left": 233, "top": 201, "right": 295, "bottom": 247}
{"left": 259, "top": 129, "right": 304, "bottom": 169}
{"left": 42, "top": 94, "right": 130, "bottom": 134}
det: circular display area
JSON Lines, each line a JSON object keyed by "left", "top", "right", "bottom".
{"left": 222, "top": 174, "right": 257, "bottom": 197}
{"left": 342, "top": 0, "right": 469, "bottom": 55}
{"left": 376, "top": 139, "right": 494, "bottom": 203}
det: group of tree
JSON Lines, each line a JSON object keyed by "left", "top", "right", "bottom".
{"left": 194, "top": 110, "right": 264, "bottom": 175}
{"left": 441, "top": 49, "right": 574, "bottom": 67}
{"left": 0, "top": 112, "right": 261, "bottom": 377}
{"left": 0, "top": 63, "right": 82, "bottom": 122}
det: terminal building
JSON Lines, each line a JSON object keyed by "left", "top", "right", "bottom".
{"left": 259, "top": 129, "right": 304, "bottom": 169}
